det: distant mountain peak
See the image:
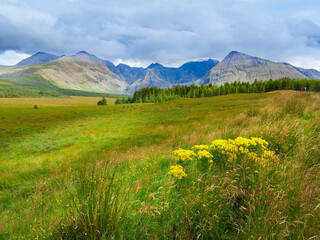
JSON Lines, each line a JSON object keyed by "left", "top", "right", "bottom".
{"left": 16, "top": 52, "right": 59, "bottom": 66}
{"left": 34, "top": 52, "right": 49, "bottom": 55}
{"left": 180, "top": 58, "right": 219, "bottom": 67}
{"left": 203, "top": 51, "right": 307, "bottom": 85}
{"left": 206, "top": 59, "right": 218, "bottom": 63}
{"left": 224, "top": 51, "right": 255, "bottom": 62}
{"left": 229, "top": 50, "right": 241, "bottom": 55}
{"left": 74, "top": 51, "right": 103, "bottom": 62}
{"left": 147, "top": 63, "right": 164, "bottom": 69}
{"left": 76, "top": 51, "right": 92, "bottom": 56}
{"left": 117, "top": 63, "right": 130, "bottom": 67}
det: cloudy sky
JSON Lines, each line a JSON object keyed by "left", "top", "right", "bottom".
{"left": 1, "top": 0, "right": 320, "bottom": 69}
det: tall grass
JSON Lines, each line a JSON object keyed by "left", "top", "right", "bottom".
{"left": 52, "top": 92, "right": 320, "bottom": 239}
{"left": 1, "top": 91, "right": 319, "bottom": 239}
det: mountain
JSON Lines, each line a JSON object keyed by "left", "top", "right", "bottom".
{"left": 1, "top": 50, "right": 318, "bottom": 95}
{"left": 118, "top": 59, "right": 219, "bottom": 92}
{"left": 126, "top": 68, "right": 170, "bottom": 92}
{"left": 116, "top": 64, "right": 146, "bottom": 85}
{"left": 16, "top": 52, "right": 59, "bottom": 66}
{"left": 141, "top": 59, "right": 219, "bottom": 86}
{"left": 175, "top": 59, "right": 219, "bottom": 83}
{"left": 31, "top": 51, "right": 128, "bottom": 94}
{"left": 200, "top": 51, "right": 307, "bottom": 85}
{"left": 282, "top": 63, "right": 320, "bottom": 80}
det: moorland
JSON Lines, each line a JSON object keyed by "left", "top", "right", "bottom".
{"left": 0, "top": 91, "right": 319, "bottom": 239}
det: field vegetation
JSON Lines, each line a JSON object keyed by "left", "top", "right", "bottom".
{"left": 0, "top": 91, "right": 319, "bottom": 239}
{"left": 0, "top": 79, "right": 119, "bottom": 98}
{"left": 118, "top": 78, "right": 320, "bottom": 104}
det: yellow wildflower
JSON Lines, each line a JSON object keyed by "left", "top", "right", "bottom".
{"left": 234, "top": 137, "right": 256, "bottom": 148}
{"left": 251, "top": 137, "right": 268, "bottom": 149}
{"left": 173, "top": 149, "right": 196, "bottom": 161}
{"left": 168, "top": 165, "right": 188, "bottom": 179}
{"left": 247, "top": 152, "right": 260, "bottom": 162}
{"left": 262, "top": 150, "right": 277, "bottom": 160}
{"left": 197, "top": 150, "right": 213, "bottom": 159}
{"left": 192, "top": 145, "right": 209, "bottom": 152}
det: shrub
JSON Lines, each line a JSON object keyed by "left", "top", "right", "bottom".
{"left": 115, "top": 98, "right": 122, "bottom": 104}
{"left": 97, "top": 96, "right": 107, "bottom": 105}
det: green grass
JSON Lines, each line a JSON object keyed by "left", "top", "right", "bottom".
{"left": 0, "top": 91, "right": 319, "bottom": 239}
{"left": 0, "top": 79, "right": 122, "bottom": 98}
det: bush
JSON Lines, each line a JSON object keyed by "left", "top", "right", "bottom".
{"left": 97, "top": 97, "right": 107, "bottom": 105}
{"left": 34, "top": 105, "right": 39, "bottom": 109}
{"left": 115, "top": 98, "right": 121, "bottom": 104}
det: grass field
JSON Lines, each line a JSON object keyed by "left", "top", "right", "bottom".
{"left": 0, "top": 91, "right": 319, "bottom": 239}
{"left": 0, "top": 97, "right": 114, "bottom": 106}
{"left": 0, "top": 79, "right": 118, "bottom": 98}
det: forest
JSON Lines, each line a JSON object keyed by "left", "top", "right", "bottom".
{"left": 116, "top": 78, "right": 320, "bottom": 104}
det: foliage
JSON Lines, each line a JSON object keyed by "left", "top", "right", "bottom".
{"left": 120, "top": 78, "right": 320, "bottom": 104}
{"left": 115, "top": 97, "right": 122, "bottom": 104}
{"left": 97, "top": 96, "right": 107, "bottom": 105}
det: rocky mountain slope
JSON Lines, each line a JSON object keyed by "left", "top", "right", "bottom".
{"left": 282, "top": 62, "right": 320, "bottom": 80}
{"left": 0, "top": 51, "right": 319, "bottom": 94}
{"left": 198, "top": 51, "right": 307, "bottom": 85}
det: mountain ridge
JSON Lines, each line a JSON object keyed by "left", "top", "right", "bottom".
{"left": 1, "top": 51, "right": 319, "bottom": 94}
{"left": 199, "top": 51, "right": 308, "bottom": 85}
{"left": 16, "top": 52, "right": 60, "bottom": 66}
{"left": 282, "top": 62, "right": 320, "bottom": 80}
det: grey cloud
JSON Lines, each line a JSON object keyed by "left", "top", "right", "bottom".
{"left": 1, "top": 0, "right": 320, "bottom": 68}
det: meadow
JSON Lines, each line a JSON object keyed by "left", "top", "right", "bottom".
{"left": 0, "top": 91, "right": 319, "bottom": 239}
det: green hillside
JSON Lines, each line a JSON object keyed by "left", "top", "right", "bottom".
{"left": 0, "top": 79, "right": 120, "bottom": 98}
{"left": 0, "top": 91, "right": 319, "bottom": 239}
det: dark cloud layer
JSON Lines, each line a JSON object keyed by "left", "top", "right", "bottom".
{"left": 1, "top": 0, "right": 320, "bottom": 69}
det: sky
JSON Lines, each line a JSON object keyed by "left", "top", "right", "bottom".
{"left": 1, "top": 0, "right": 320, "bottom": 69}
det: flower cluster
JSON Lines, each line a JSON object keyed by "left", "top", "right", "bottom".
{"left": 168, "top": 137, "right": 278, "bottom": 179}
{"left": 197, "top": 150, "right": 213, "bottom": 160}
{"left": 168, "top": 165, "right": 188, "bottom": 179}
{"left": 173, "top": 149, "right": 196, "bottom": 161}
{"left": 209, "top": 137, "right": 274, "bottom": 162}
{"left": 192, "top": 145, "right": 209, "bottom": 152}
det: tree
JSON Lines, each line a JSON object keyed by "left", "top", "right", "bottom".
{"left": 97, "top": 96, "right": 107, "bottom": 105}
{"left": 115, "top": 98, "right": 122, "bottom": 104}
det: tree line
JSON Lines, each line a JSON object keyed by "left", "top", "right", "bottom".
{"left": 115, "top": 78, "right": 320, "bottom": 104}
